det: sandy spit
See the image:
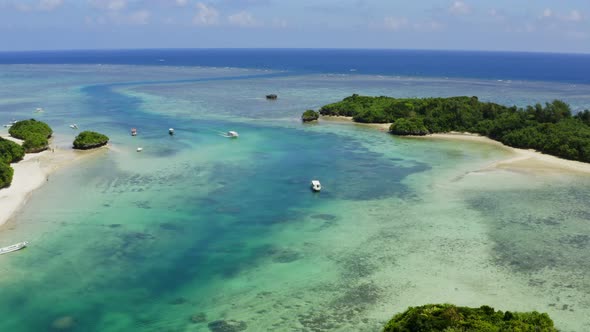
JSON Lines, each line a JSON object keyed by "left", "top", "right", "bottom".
{"left": 0, "top": 138, "right": 108, "bottom": 227}
{"left": 320, "top": 116, "right": 590, "bottom": 175}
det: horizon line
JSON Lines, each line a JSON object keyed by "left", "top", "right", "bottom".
{"left": 0, "top": 47, "right": 589, "bottom": 56}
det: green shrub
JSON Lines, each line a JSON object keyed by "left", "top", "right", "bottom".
{"left": 383, "top": 304, "right": 557, "bottom": 332}
{"left": 0, "top": 137, "right": 25, "bottom": 164}
{"left": 9, "top": 119, "right": 52, "bottom": 140}
{"left": 21, "top": 133, "right": 49, "bottom": 153}
{"left": 389, "top": 118, "right": 429, "bottom": 136}
{"left": 301, "top": 109, "right": 320, "bottom": 122}
{"left": 73, "top": 131, "right": 109, "bottom": 150}
{"left": 0, "top": 162, "right": 14, "bottom": 189}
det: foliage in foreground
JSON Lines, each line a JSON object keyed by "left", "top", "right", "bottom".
{"left": 302, "top": 109, "right": 320, "bottom": 122}
{"left": 0, "top": 161, "right": 14, "bottom": 189}
{"left": 383, "top": 304, "right": 557, "bottom": 332}
{"left": 73, "top": 131, "right": 109, "bottom": 150}
{"left": 8, "top": 119, "right": 52, "bottom": 152}
{"left": 0, "top": 137, "right": 25, "bottom": 164}
{"left": 320, "top": 94, "right": 590, "bottom": 162}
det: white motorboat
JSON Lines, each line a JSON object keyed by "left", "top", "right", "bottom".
{"left": 2, "top": 124, "right": 11, "bottom": 128}
{"left": 226, "top": 131, "right": 239, "bottom": 138}
{"left": 169, "top": 128, "right": 175, "bottom": 135}
{"left": 69, "top": 124, "right": 78, "bottom": 129}
{"left": 137, "top": 147, "right": 143, "bottom": 152}
{"left": 311, "top": 180, "right": 321, "bottom": 192}
{"left": 131, "top": 128, "right": 137, "bottom": 136}
{"left": 35, "top": 107, "right": 44, "bottom": 113}
{"left": 0, "top": 241, "right": 28, "bottom": 255}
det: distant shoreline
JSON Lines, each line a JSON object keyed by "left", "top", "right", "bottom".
{"left": 0, "top": 136, "right": 107, "bottom": 228}
{"left": 320, "top": 116, "right": 590, "bottom": 175}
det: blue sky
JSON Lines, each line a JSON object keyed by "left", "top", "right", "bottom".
{"left": 0, "top": 0, "right": 589, "bottom": 53}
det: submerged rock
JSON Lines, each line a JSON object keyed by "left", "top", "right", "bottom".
{"left": 51, "top": 316, "right": 75, "bottom": 330}
{"left": 190, "top": 312, "right": 207, "bottom": 323}
{"left": 207, "top": 319, "right": 248, "bottom": 332}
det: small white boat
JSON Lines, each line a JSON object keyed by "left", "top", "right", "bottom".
{"left": 311, "top": 180, "right": 321, "bottom": 192}
{"left": 69, "top": 124, "right": 78, "bottom": 129}
{"left": 10, "top": 120, "right": 18, "bottom": 124}
{"left": 35, "top": 107, "right": 44, "bottom": 113}
{"left": 169, "top": 128, "right": 175, "bottom": 135}
{"left": 2, "top": 124, "right": 11, "bottom": 128}
{"left": 227, "top": 131, "right": 239, "bottom": 138}
{"left": 0, "top": 241, "right": 28, "bottom": 255}
{"left": 137, "top": 147, "right": 143, "bottom": 152}
{"left": 131, "top": 128, "right": 137, "bottom": 136}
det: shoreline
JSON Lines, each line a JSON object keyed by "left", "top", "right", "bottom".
{"left": 0, "top": 138, "right": 108, "bottom": 227}
{"left": 320, "top": 115, "right": 590, "bottom": 175}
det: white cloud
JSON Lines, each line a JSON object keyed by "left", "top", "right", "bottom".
{"left": 192, "top": 2, "right": 219, "bottom": 25}
{"left": 564, "top": 10, "right": 583, "bottom": 22}
{"left": 449, "top": 1, "right": 470, "bottom": 15}
{"left": 38, "top": 0, "right": 63, "bottom": 11}
{"left": 127, "top": 9, "right": 150, "bottom": 25}
{"left": 271, "top": 18, "right": 287, "bottom": 28}
{"left": 383, "top": 17, "right": 408, "bottom": 31}
{"left": 541, "top": 8, "right": 553, "bottom": 18}
{"left": 539, "top": 8, "right": 585, "bottom": 23}
{"left": 227, "top": 11, "right": 260, "bottom": 27}
{"left": 4, "top": 0, "right": 63, "bottom": 11}
{"left": 89, "top": 0, "right": 126, "bottom": 11}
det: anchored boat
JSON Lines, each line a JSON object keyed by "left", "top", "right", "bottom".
{"left": 0, "top": 241, "right": 28, "bottom": 255}
{"left": 311, "top": 180, "right": 321, "bottom": 192}
{"left": 169, "top": 128, "right": 175, "bottom": 135}
{"left": 131, "top": 128, "right": 137, "bottom": 136}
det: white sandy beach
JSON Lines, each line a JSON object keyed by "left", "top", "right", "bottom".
{"left": 0, "top": 137, "right": 107, "bottom": 227}
{"left": 321, "top": 115, "right": 590, "bottom": 175}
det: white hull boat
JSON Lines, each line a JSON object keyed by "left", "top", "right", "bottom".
{"left": 311, "top": 180, "right": 321, "bottom": 192}
{"left": 0, "top": 241, "right": 28, "bottom": 255}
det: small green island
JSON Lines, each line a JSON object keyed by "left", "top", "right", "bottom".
{"left": 1, "top": 119, "right": 52, "bottom": 188}
{"left": 312, "top": 94, "right": 590, "bottom": 163}
{"left": 383, "top": 304, "right": 557, "bottom": 332}
{"left": 301, "top": 109, "right": 320, "bottom": 122}
{"left": 8, "top": 118, "right": 52, "bottom": 153}
{"left": 73, "top": 131, "right": 109, "bottom": 150}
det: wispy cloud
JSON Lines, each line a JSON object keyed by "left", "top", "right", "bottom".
{"left": 192, "top": 2, "right": 219, "bottom": 25}
{"left": 539, "top": 8, "right": 585, "bottom": 22}
{"left": 3, "top": 0, "right": 64, "bottom": 12}
{"left": 382, "top": 17, "right": 409, "bottom": 31}
{"left": 449, "top": 1, "right": 470, "bottom": 15}
{"left": 227, "top": 11, "right": 260, "bottom": 27}
{"left": 89, "top": 0, "right": 126, "bottom": 11}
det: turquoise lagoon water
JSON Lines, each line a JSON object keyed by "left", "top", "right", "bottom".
{"left": 1, "top": 65, "right": 590, "bottom": 331}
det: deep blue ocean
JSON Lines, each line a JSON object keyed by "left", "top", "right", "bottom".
{"left": 1, "top": 48, "right": 589, "bottom": 84}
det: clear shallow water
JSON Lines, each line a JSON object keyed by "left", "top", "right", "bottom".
{"left": 0, "top": 63, "right": 590, "bottom": 331}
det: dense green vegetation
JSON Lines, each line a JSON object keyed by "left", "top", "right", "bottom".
{"left": 0, "top": 137, "right": 25, "bottom": 189}
{"left": 0, "top": 137, "right": 25, "bottom": 164}
{"left": 8, "top": 119, "right": 52, "bottom": 153}
{"left": 0, "top": 162, "right": 13, "bottom": 189}
{"left": 302, "top": 109, "right": 320, "bottom": 122}
{"left": 390, "top": 118, "right": 429, "bottom": 136}
{"left": 383, "top": 304, "right": 557, "bottom": 332}
{"left": 319, "top": 94, "right": 590, "bottom": 162}
{"left": 73, "top": 131, "right": 109, "bottom": 150}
